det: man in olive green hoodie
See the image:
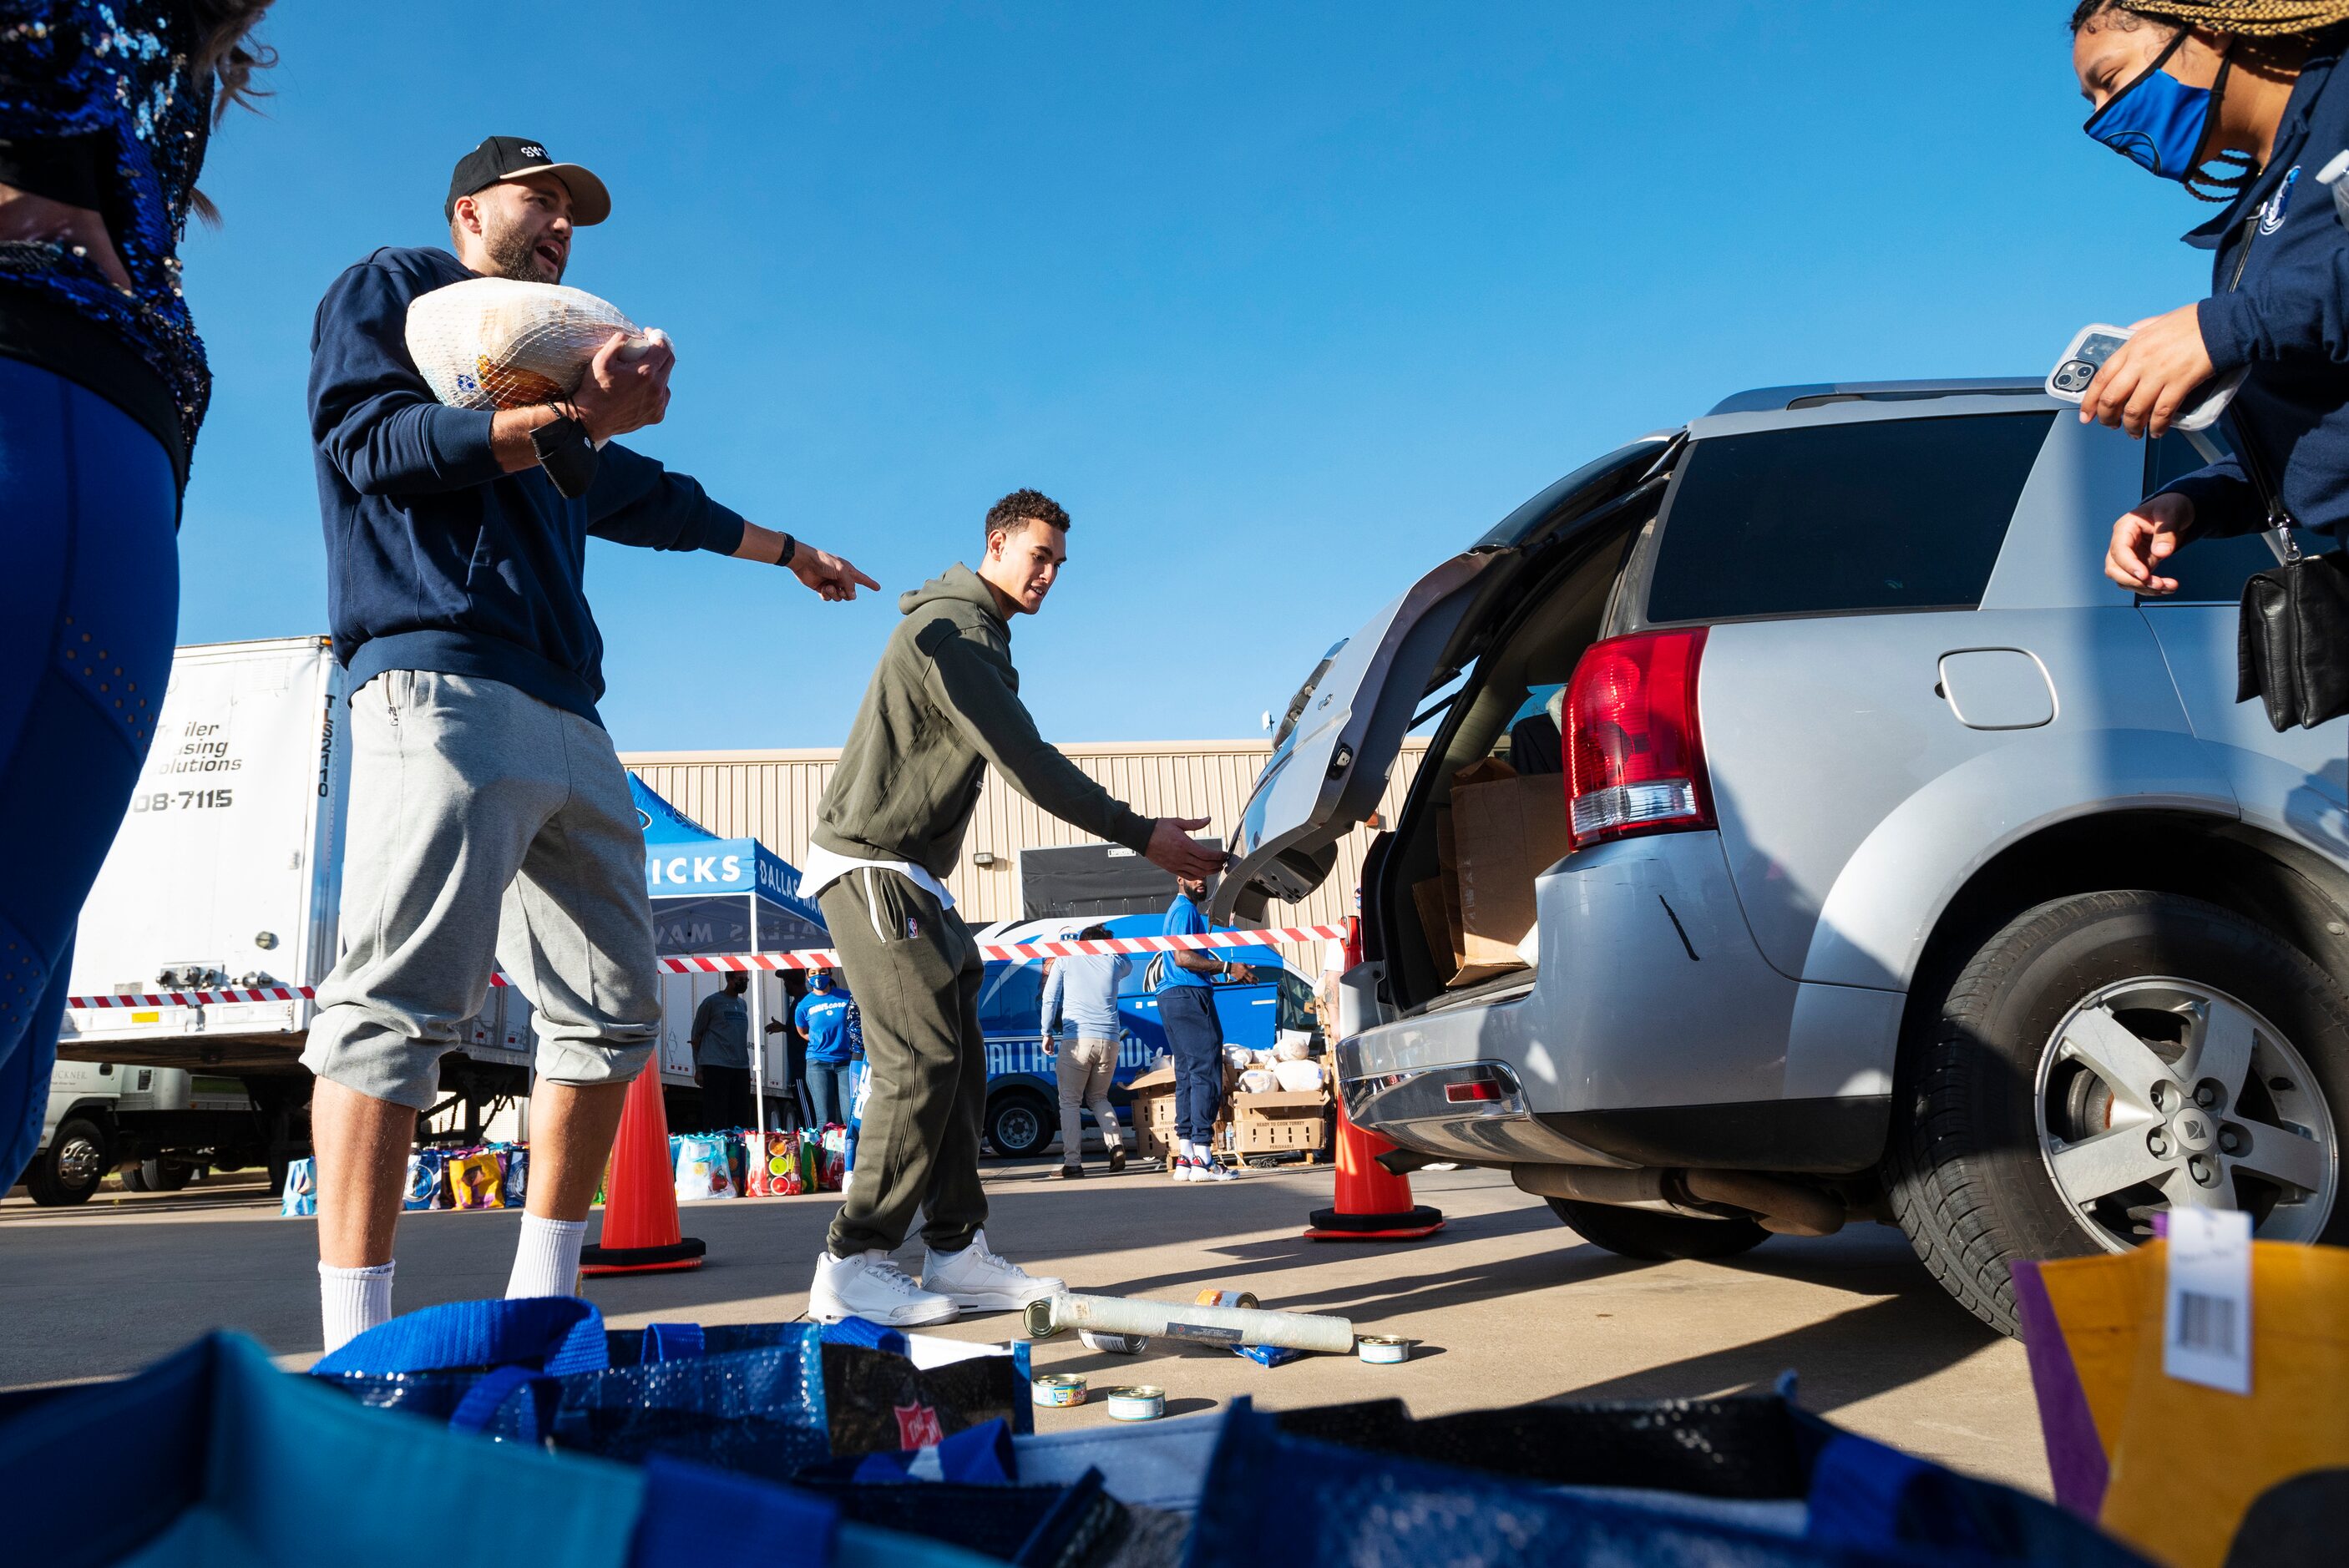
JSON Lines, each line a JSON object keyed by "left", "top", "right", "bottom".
{"left": 801, "top": 489, "right": 1227, "bottom": 1325}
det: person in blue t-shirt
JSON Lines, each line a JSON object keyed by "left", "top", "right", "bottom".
{"left": 1157, "top": 878, "right": 1254, "bottom": 1183}
{"left": 796, "top": 971, "right": 859, "bottom": 1126}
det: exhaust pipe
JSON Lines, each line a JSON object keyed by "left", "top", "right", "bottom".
{"left": 1510, "top": 1164, "right": 1843, "bottom": 1237}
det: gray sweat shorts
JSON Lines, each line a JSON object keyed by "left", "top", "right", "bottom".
{"left": 300, "top": 670, "right": 660, "bottom": 1110}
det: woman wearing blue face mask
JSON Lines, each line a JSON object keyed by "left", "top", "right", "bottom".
{"left": 2073, "top": 2, "right": 2349, "bottom": 593}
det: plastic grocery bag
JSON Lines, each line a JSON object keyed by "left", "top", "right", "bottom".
{"left": 672, "top": 1134, "right": 735, "bottom": 1202}
{"left": 450, "top": 1150, "right": 505, "bottom": 1209}
{"left": 2014, "top": 1239, "right": 2349, "bottom": 1568}
{"left": 1272, "top": 1058, "right": 1325, "bottom": 1092}
{"left": 741, "top": 1130, "right": 771, "bottom": 1197}
{"left": 818, "top": 1125, "right": 847, "bottom": 1191}
{"left": 281, "top": 1156, "right": 317, "bottom": 1217}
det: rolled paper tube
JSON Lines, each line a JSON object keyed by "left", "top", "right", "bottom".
{"left": 1024, "top": 1291, "right": 1354, "bottom": 1356}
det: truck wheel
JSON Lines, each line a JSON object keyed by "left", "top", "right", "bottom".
{"left": 24, "top": 1117, "right": 110, "bottom": 1206}
{"left": 1544, "top": 1197, "right": 1769, "bottom": 1260}
{"left": 138, "top": 1158, "right": 196, "bottom": 1192}
{"left": 986, "top": 1091, "right": 1055, "bottom": 1160}
{"left": 1886, "top": 891, "right": 2348, "bottom": 1337}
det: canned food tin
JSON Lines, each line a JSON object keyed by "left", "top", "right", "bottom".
{"left": 1193, "top": 1288, "right": 1261, "bottom": 1311}
{"left": 1104, "top": 1384, "right": 1167, "bottom": 1421}
{"left": 1356, "top": 1335, "right": 1417, "bottom": 1364}
{"left": 1079, "top": 1330, "right": 1152, "bottom": 1354}
{"left": 1031, "top": 1373, "right": 1087, "bottom": 1408}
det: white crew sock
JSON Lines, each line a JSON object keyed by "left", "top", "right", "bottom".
{"left": 506, "top": 1214, "right": 589, "bottom": 1299}
{"left": 1177, "top": 1139, "right": 1199, "bottom": 1161}
{"left": 319, "top": 1261, "right": 394, "bottom": 1353}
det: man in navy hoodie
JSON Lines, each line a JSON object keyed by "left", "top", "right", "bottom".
{"left": 301, "top": 135, "right": 877, "bottom": 1351}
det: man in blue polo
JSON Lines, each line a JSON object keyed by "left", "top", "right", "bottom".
{"left": 300, "top": 135, "right": 879, "bottom": 1352}
{"left": 1156, "top": 877, "right": 1253, "bottom": 1183}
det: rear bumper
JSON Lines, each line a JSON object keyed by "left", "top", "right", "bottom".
{"left": 1343, "top": 832, "right": 1893, "bottom": 1173}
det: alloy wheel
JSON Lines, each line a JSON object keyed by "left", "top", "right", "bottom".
{"left": 2036, "top": 976, "right": 2338, "bottom": 1250}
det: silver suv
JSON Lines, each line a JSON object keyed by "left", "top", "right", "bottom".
{"left": 1218, "top": 380, "right": 2346, "bottom": 1333}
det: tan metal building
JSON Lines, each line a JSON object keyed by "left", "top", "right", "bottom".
{"left": 623, "top": 737, "right": 1430, "bottom": 937}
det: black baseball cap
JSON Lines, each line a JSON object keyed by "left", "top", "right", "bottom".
{"left": 445, "top": 135, "right": 611, "bottom": 225}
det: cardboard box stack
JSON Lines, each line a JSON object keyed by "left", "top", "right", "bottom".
{"left": 1126, "top": 1053, "right": 1334, "bottom": 1167}
{"left": 1418, "top": 756, "right": 1572, "bottom": 988}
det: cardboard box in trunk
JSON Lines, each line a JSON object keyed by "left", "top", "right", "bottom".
{"left": 1442, "top": 756, "right": 1572, "bottom": 986}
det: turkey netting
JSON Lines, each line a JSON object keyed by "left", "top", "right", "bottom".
{"left": 403, "top": 276, "right": 663, "bottom": 410}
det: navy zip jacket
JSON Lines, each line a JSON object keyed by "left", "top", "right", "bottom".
{"left": 308, "top": 247, "right": 748, "bottom": 726}
{"left": 2163, "top": 28, "right": 2349, "bottom": 540}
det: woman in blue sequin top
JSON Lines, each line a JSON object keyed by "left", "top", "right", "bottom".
{"left": 0, "top": 1, "right": 271, "bottom": 1199}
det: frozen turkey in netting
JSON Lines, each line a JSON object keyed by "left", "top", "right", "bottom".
{"left": 402, "top": 277, "right": 666, "bottom": 411}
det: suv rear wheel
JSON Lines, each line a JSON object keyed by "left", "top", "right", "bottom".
{"left": 1544, "top": 1197, "right": 1769, "bottom": 1261}
{"left": 1887, "top": 891, "right": 2346, "bottom": 1335}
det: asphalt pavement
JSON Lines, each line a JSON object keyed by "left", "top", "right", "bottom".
{"left": 0, "top": 1160, "right": 2048, "bottom": 1494}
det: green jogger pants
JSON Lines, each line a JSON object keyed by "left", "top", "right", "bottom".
{"left": 818, "top": 867, "right": 987, "bottom": 1257}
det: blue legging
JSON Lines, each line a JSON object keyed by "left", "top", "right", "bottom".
{"left": 0, "top": 358, "right": 180, "bottom": 1188}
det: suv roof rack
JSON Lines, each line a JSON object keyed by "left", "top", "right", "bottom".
{"left": 1707, "top": 377, "right": 2043, "bottom": 416}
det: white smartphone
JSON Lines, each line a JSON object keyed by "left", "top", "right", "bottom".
{"left": 2046, "top": 321, "right": 2246, "bottom": 432}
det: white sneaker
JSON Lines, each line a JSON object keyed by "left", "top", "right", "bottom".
{"left": 808, "top": 1249, "right": 959, "bottom": 1327}
{"left": 1194, "top": 1158, "right": 1237, "bottom": 1183}
{"left": 1170, "top": 1156, "right": 1198, "bottom": 1183}
{"left": 920, "top": 1228, "right": 1064, "bottom": 1311}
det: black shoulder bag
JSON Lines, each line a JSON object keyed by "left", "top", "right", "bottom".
{"left": 2231, "top": 420, "right": 2349, "bottom": 731}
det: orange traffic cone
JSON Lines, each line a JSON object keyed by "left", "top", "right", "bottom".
{"left": 580, "top": 1065, "right": 706, "bottom": 1275}
{"left": 1304, "top": 1094, "right": 1445, "bottom": 1241}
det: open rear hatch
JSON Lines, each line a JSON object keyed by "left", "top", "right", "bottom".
{"left": 1212, "top": 432, "right": 1683, "bottom": 928}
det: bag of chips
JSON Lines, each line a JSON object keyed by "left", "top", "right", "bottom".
{"left": 499, "top": 1144, "right": 529, "bottom": 1207}
{"left": 403, "top": 1150, "right": 448, "bottom": 1211}
{"left": 450, "top": 1150, "right": 504, "bottom": 1210}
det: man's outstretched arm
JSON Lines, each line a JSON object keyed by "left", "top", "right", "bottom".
{"left": 919, "top": 625, "right": 1225, "bottom": 880}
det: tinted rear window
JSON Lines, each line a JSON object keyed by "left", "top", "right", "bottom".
{"left": 1646, "top": 412, "right": 2053, "bottom": 623}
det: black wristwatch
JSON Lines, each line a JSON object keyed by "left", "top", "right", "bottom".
{"left": 775, "top": 532, "right": 797, "bottom": 569}
{"left": 531, "top": 407, "right": 599, "bottom": 499}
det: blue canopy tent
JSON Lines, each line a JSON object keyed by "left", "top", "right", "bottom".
{"left": 631, "top": 776, "right": 828, "bottom": 1130}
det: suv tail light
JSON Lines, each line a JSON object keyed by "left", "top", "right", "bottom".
{"left": 1564, "top": 628, "right": 1712, "bottom": 849}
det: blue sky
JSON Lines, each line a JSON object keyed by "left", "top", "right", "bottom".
{"left": 177, "top": 1, "right": 2211, "bottom": 751}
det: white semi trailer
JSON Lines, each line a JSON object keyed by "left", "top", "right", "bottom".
{"left": 53, "top": 636, "right": 765, "bottom": 1187}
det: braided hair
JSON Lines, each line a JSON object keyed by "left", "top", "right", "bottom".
{"left": 2072, "top": 1, "right": 2349, "bottom": 39}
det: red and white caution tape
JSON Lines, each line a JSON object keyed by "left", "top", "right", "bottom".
{"left": 63, "top": 924, "right": 1346, "bottom": 1011}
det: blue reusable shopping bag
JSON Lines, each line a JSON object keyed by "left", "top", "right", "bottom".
{"left": 311, "top": 1297, "right": 833, "bottom": 1482}
{"left": 3, "top": 1332, "right": 645, "bottom": 1568}
{"left": 1187, "top": 1398, "right": 2151, "bottom": 1568}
